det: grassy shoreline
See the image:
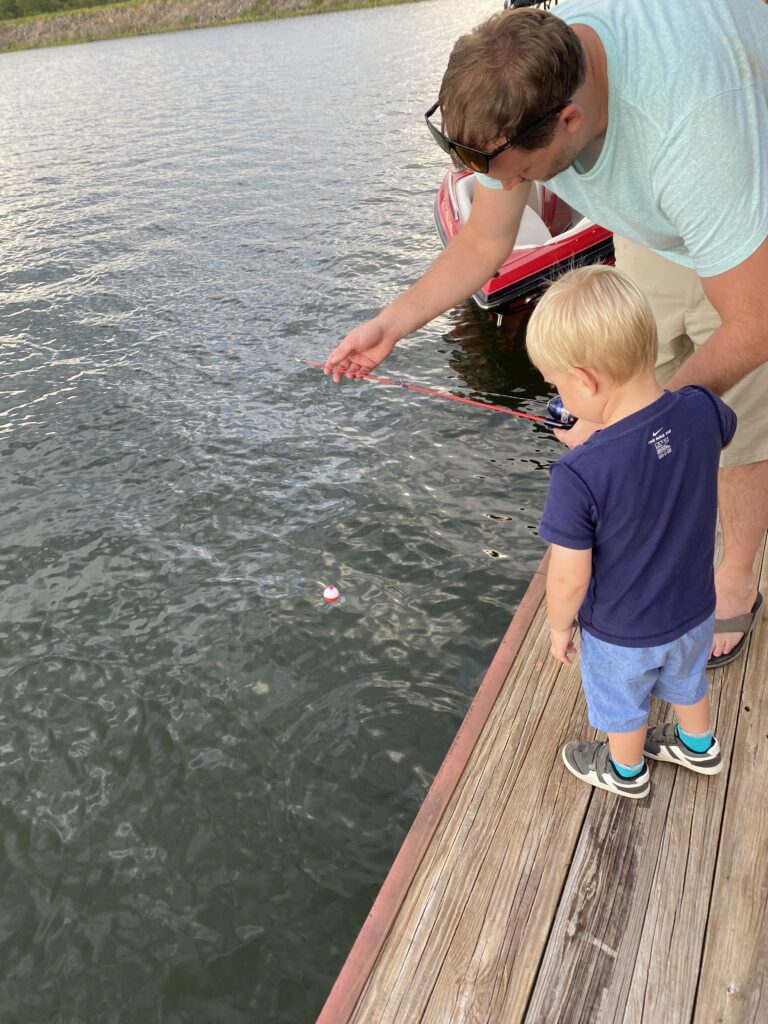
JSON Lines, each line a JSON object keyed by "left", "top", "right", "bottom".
{"left": 0, "top": 0, "right": 427, "bottom": 53}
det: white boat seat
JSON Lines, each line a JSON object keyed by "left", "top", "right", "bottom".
{"left": 515, "top": 205, "right": 552, "bottom": 247}
{"left": 456, "top": 174, "right": 475, "bottom": 223}
{"left": 455, "top": 174, "right": 552, "bottom": 246}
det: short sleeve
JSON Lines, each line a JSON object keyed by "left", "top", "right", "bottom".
{"left": 473, "top": 172, "right": 503, "bottom": 191}
{"left": 696, "top": 388, "right": 738, "bottom": 448}
{"left": 654, "top": 87, "right": 768, "bottom": 277}
{"left": 538, "top": 462, "right": 598, "bottom": 550}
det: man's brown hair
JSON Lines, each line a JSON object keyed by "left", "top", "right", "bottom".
{"left": 438, "top": 9, "right": 585, "bottom": 152}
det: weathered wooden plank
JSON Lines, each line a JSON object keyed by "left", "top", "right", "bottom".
{"left": 694, "top": 547, "right": 768, "bottom": 1024}
{"left": 522, "top": 707, "right": 675, "bottom": 1023}
{"left": 415, "top": 667, "right": 591, "bottom": 1023}
{"left": 619, "top": 661, "right": 744, "bottom": 1024}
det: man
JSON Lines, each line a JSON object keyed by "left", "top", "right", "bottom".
{"left": 324, "top": 0, "right": 768, "bottom": 667}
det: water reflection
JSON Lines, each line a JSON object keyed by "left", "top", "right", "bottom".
{"left": 441, "top": 302, "right": 552, "bottom": 422}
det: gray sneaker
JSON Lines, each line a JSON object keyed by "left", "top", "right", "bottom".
{"left": 562, "top": 740, "right": 650, "bottom": 799}
{"left": 643, "top": 723, "right": 722, "bottom": 775}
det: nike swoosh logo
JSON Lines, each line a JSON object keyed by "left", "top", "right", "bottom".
{"left": 652, "top": 428, "right": 664, "bottom": 437}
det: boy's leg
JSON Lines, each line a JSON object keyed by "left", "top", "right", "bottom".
{"left": 646, "top": 619, "right": 723, "bottom": 775}
{"left": 644, "top": 697, "right": 722, "bottom": 775}
{"left": 561, "top": 631, "right": 651, "bottom": 799}
{"left": 674, "top": 692, "right": 711, "bottom": 736}
{"left": 607, "top": 725, "right": 647, "bottom": 771}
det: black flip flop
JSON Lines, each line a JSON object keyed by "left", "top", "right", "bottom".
{"left": 707, "top": 591, "right": 764, "bottom": 670}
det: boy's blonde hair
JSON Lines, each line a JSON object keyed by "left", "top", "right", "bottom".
{"left": 525, "top": 265, "right": 658, "bottom": 383}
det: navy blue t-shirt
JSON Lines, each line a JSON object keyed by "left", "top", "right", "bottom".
{"left": 539, "top": 387, "right": 736, "bottom": 647}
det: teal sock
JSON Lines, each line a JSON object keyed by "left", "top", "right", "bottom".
{"left": 610, "top": 756, "right": 645, "bottom": 779}
{"left": 676, "top": 725, "right": 713, "bottom": 753}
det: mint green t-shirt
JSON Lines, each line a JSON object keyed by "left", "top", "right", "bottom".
{"left": 475, "top": 0, "right": 768, "bottom": 277}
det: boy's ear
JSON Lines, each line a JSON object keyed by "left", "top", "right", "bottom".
{"left": 571, "top": 366, "right": 600, "bottom": 395}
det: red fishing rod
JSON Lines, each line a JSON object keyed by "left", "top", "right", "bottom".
{"left": 302, "top": 360, "right": 576, "bottom": 429}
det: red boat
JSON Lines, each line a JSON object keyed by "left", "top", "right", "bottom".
{"left": 434, "top": 167, "right": 614, "bottom": 314}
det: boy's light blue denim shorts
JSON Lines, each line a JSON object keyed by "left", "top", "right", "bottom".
{"left": 579, "top": 613, "right": 715, "bottom": 734}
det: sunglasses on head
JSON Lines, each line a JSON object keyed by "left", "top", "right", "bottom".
{"left": 424, "top": 99, "right": 570, "bottom": 174}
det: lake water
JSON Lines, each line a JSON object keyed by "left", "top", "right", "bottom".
{"left": 0, "top": 3, "right": 559, "bottom": 1019}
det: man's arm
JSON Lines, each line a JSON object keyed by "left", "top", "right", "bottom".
{"left": 667, "top": 236, "right": 768, "bottom": 394}
{"left": 554, "top": 237, "right": 768, "bottom": 448}
{"left": 382, "top": 179, "right": 533, "bottom": 337}
{"left": 547, "top": 543, "right": 592, "bottom": 665}
{"left": 324, "top": 181, "right": 532, "bottom": 382}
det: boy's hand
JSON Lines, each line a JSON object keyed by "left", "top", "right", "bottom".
{"left": 554, "top": 418, "right": 601, "bottom": 448}
{"left": 550, "top": 626, "right": 577, "bottom": 665}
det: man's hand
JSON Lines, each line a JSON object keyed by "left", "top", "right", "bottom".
{"left": 554, "top": 418, "right": 601, "bottom": 448}
{"left": 669, "top": 235, "right": 768, "bottom": 394}
{"left": 324, "top": 319, "right": 399, "bottom": 383}
{"left": 550, "top": 626, "right": 578, "bottom": 665}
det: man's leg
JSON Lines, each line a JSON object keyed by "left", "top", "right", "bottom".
{"left": 614, "top": 236, "right": 768, "bottom": 662}
{"left": 686, "top": 279, "right": 768, "bottom": 661}
{"left": 712, "top": 461, "right": 768, "bottom": 658}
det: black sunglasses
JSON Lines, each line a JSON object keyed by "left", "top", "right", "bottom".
{"left": 424, "top": 99, "right": 570, "bottom": 174}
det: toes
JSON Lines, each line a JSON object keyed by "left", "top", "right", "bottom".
{"left": 710, "top": 632, "right": 743, "bottom": 659}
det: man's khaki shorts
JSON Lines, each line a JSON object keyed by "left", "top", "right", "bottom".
{"left": 613, "top": 235, "right": 768, "bottom": 469}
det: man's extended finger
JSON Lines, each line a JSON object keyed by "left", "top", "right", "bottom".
{"left": 324, "top": 352, "right": 341, "bottom": 375}
{"left": 325, "top": 348, "right": 351, "bottom": 377}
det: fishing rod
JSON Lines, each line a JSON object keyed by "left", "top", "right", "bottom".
{"left": 301, "top": 359, "right": 576, "bottom": 430}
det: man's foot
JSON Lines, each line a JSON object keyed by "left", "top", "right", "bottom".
{"left": 644, "top": 723, "right": 722, "bottom": 775}
{"left": 708, "top": 591, "right": 763, "bottom": 669}
{"left": 561, "top": 740, "right": 650, "bottom": 799}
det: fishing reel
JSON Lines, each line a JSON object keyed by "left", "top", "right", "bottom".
{"left": 544, "top": 395, "right": 577, "bottom": 430}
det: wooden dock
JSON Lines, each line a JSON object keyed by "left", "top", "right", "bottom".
{"left": 317, "top": 533, "right": 768, "bottom": 1024}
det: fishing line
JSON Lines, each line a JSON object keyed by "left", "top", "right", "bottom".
{"left": 315, "top": 361, "right": 524, "bottom": 404}
{"left": 300, "top": 359, "right": 560, "bottom": 426}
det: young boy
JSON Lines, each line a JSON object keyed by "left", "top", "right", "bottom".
{"left": 526, "top": 265, "right": 736, "bottom": 799}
